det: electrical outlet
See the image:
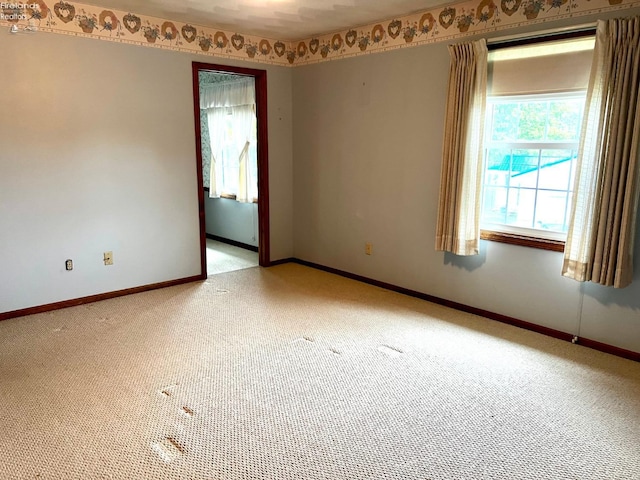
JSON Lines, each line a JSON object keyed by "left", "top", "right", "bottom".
{"left": 103, "top": 251, "right": 113, "bottom": 266}
{"left": 65, "top": 259, "right": 73, "bottom": 271}
{"left": 365, "top": 242, "right": 372, "bottom": 255}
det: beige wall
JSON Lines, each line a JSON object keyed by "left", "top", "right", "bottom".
{"left": 292, "top": 9, "right": 640, "bottom": 353}
{"left": 0, "top": 31, "right": 293, "bottom": 313}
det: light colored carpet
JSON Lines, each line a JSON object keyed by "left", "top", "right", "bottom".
{"left": 1, "top": 264, "right": 639, "bottom": 479}
{"left": 206, "top": 239, "right": 258, "bottom": 276}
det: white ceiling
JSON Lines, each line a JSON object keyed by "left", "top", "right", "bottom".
{"left": 84, "top": 0, "right": 446, "bottom": 41}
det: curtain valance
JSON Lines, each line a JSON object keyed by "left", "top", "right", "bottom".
{"left": 200, "top": 77, "right": 255, "bottom": 109}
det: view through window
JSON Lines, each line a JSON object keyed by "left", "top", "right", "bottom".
{"left": 481, "top": 34, "right": 594, "bottom": 241}
{"left": 481, "top": 93, "right": 585, "bottom": 237}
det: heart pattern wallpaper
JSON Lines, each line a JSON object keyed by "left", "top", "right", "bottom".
{"left": 1, "top": 0, "right": 638, "bottom": 65}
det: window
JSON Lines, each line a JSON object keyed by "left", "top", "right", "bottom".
{"left": 482, "top": 93, "right": 584, "bottom": 239}
{"left": 481, "top": 34, "right": 594, "bottom": 248}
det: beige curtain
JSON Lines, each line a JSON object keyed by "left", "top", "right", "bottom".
{"left": 435, "top": 39, "right": 488, "bottom": 255}
{"left": 563, "top": 17, "right": 640, "bottom": 288}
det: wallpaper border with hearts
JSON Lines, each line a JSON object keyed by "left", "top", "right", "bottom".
{"left": 1, "top": 0, "right": 639, "bottom": 67}
{"left": 295, "top": 0, "right": 640, "bottom": 65}
{"left": 0, "top": 1, "right": 294, "bottom": 66}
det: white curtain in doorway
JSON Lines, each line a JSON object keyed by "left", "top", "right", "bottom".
{"left": 200, "top": 76, "right": 256, "bottom": 202}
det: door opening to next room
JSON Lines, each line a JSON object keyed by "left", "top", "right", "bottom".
{"left": 192, "top": 63, "right": 270, "bottom": 277}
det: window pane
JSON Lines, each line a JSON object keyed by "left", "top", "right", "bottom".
{"left": 482, "top": 186, "right": 508, "bottom": 225}
{"left": 485, "top": 148, "right": 512, "bottom": 187}
{"left": 537, "top": 150, "right": 575, "bottom": 190}
{"left": 517, "top": 101, "right": 547, "bottom": 141}
{"left": 491, "top": 103, "right": 520, "bottom": 141}
{"left": 506, "top": 188, "right": 536, "bottom": 228}
{"left": 547, "top": 99, "right": 583, "bottom": 141}
{"left": 490, "top": 97, "right": 584, "bottom": 143}
{"left": 535, "top": 190, "right": 569, "bottom": 232}
{"left": 510, "top": 149, "right": 540, "bottom": 189}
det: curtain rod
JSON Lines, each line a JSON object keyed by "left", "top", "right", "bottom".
{"left": 487, "top": 22, "right": 597, "bottom": 47}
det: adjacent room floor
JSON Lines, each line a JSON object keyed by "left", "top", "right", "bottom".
{"left": 206, "top": 238, "right": 258, "bottom": 276}
{"left": 1, "top": 264, "right": 639, "bottom": 479}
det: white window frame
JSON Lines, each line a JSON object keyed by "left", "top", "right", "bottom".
{"left": 480, "top": 91, "right": 586, "bottom": 242}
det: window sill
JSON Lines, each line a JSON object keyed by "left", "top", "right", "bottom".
{"left": 219, "top": 193, "right": 258, "bottom": 203}
{"left": 480, "top": 230, "right": 565, "bottom": 252}
{"left": 203, "top": 188, "right": 258, "bottom": 203}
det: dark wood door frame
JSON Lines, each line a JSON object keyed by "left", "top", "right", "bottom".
{"left": 192, "top": 62, "right": 270, "bottom": 277}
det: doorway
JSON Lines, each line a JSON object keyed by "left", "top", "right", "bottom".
{"left": 192, "top": 62, "right": 270, "bottom": 278}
